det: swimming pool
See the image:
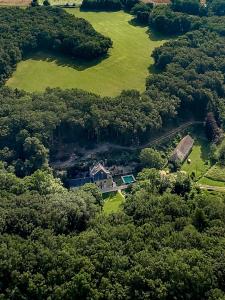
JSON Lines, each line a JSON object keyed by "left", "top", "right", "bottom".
{"left": 121, "top": 174, "right": 136, "bottom": 185}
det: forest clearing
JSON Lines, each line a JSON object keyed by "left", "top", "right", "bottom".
{"left": 6, "top": 9, "right": 167, "bottom": 96}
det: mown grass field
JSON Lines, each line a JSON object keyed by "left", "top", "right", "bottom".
{"left": 198, "top": 163, "right": 225, "bottom": 187}
{"left": 103, "top": 191, "right": 125, "bottom": 215}
{"left": 6, "top": 9, "right": 167, "bottom": 96}
{"left": 198, "top": 177, "right": 225, "bottom": 187}
{"left": 181, "top": 129, "right": 211, "bottom": 179}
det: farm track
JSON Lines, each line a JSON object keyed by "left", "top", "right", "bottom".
{"left": 198, "top": 184, "right": 225, "bottom": 192}
{"left": 82, "top": 120, "right": 203, "bottom": 156}
{"left": 52, "top": 120, "right": 203, "bottom": 169}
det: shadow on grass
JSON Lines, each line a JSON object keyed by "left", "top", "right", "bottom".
{"left": 148, "top": 64, "right": 161, "bottom": 74}
{"left": 191, "top": 124, "right": 210, "bottom": 163}
{"left": 128, "top": 17, "right": 148, "bottom": 28}
{"left": 23, "top": 50, "right": 110, "bottom": 71}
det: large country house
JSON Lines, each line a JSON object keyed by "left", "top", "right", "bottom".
{"left": 68, "top": 162, "right": 114, "bottom": 190}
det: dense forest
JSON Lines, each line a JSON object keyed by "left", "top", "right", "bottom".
{"left": 1, "top": 1, "right": 225, "bottom": 299}
{"left": 1, "top": 27, "right": 225, "bottom": 175}
{"left": 2, "top": 168, "right": 225, "bottom": 299}
{"left": 0, "top": 87, "right": 176, "bottom": 176}
{"left": 0, "top": 7, "right": 112, "bottom": 85}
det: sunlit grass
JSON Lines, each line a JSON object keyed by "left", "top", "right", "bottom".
{"left": 103, "top": 191, "right": 125, "bottom": 215}
{"left": 7, "top": 9, "right": 167, "bottom": 96}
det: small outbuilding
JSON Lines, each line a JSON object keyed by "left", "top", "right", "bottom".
{"left": 170, "top": 135, "right": 194, "bottom": 164}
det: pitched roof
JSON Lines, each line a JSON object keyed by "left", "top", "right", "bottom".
{"left": 90, "top": 163, "right": 110, "bottom": 177}
{"left": 170, "top": 135, "right": 194, "bottom": 163}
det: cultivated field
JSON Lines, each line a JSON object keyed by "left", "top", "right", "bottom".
{"left": 7, "top": 9, "right": 167, "bottom": 96}
{"left": 0, "top": 0, "right": 30, "bottom": 5}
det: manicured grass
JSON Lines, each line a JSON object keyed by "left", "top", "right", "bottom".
{"left": 198, "top": 177, "right": 225, "bottom": 187}
{"left": 6, "top": 10, "right": 167, "bottom": 96}
{"left": 204, "top": 163, "right": 225, "bottom": 182}
{"left": 181, "top": 133, "right": 211, "bottom": 179}
{"left": 103, "top": 191, "right": 125, "bottom": 215}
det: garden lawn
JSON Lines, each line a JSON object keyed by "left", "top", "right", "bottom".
{"left": 103, "top": 191, "right": 125, "bottom": 215}
{"left": 205, "top": 164, "right": 225, "bottom": 182}
{"left": 181, "top": 135, "right": 211, "bottom": 179}
{"left": 198, "top": 176, "right": 225, "bottom": 187}
{"left": 6, "top": 9, "right": 167, "bottom": 96}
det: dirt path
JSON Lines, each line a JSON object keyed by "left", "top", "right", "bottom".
{"left": 81, "top": 120, "right": 203, "bottom": 158}
{"left": 198, "top": 184, "right": 225, "bottom": 192}
{"left": 51, "top": 120, "right": 203, "bottom": 169}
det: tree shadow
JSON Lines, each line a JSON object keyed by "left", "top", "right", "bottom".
{"left": 128, "top": 18, "right": 173, "bottom": 41}
{"left": 191, "top": 124, "right": 210, "bottom": 162}
{"left": 148, "top": 64, "right": 161, "bottom": 74}
{"left": 23, "top": 50, "right": 110, "bottom": 71}
{"left": 147, "top": 27, "right": 172, "bottom": 41}
{"left": 128, "top": 17, "right": 148, "bottom": 28}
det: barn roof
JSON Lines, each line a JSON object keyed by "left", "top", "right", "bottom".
{"left": 170, "top": 135, "right": 194, "bottom": 163}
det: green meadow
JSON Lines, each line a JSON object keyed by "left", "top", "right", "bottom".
{"left": 6, "top": 9, "right": 167, "bottom": 96}
{"left": 181, "top": 139, "right": 211, "bottom": 179}
{"left": 103, "top": 191, "right": 125, "bottom": 215}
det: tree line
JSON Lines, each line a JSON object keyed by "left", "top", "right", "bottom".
{"left": 130, "top": 0, "right": 225, "bottom": 35}
{"left": 0, "top": 88, "right": 176, "bottom": 176}
{"left": 1, "top": 27, "right": 225, "bottom": 177}
{"left": 0, "top": 6, "right": 112, "bottom": 85}
{"left": 81, "top": 0, "right": 138, "bottom": 11}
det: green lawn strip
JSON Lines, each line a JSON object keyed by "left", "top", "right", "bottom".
{"left": 6, "top": 10, "right": 167, "bottom": 96}
{"left": 198, "top": 176, "right": 225, "bottom": 187}
{"left": 103, "top": 191, "right": 125, "bottom": 215}
{"left": 181, "top": 129, "right": 211, "bottom": 180}
{"left": 204, "top": 163, "right": 225, "bottom": 182}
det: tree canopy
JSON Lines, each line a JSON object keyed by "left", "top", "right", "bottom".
{"left": 0, "top": 6, "right": 112, "bottom": 85}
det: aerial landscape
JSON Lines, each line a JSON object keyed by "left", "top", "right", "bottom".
{"left": 1, "top": 0, "right": 225, "bottom": 299}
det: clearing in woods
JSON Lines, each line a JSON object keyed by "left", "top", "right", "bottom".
{"left": 6, "top": 9, "right": 167, "bottom": 97}
{"left": 103, "top": 191, "right": 125, "bottom": 215}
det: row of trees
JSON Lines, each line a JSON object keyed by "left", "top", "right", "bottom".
{"left": 0, "top": 7, "right": 112, "bottom": 85}
{"left": 130, "top": 0, "right": 225, "bottom": 34}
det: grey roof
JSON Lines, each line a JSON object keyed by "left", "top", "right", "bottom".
{"left": 68, "top": 177, "right": 92, "bottom": 188}
{"left": 90, "top": 163, "right": 110, "bottom": 177}
{"left": 170, "top": 135, "right": 194, "bottom": 163}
